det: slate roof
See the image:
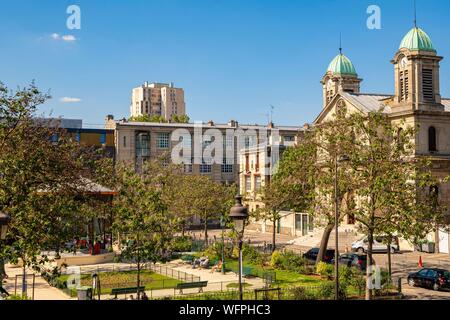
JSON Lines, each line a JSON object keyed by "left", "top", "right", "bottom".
{"left": 342, "top": 92, "right": 393, "bottom": 113}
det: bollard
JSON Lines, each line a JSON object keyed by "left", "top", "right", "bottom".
{"left": 397, "top": 277, "right": 402, "bottom": 295}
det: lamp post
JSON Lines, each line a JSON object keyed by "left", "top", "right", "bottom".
{"left": 0, "top": 212, "right": 10, "bottom": 241}
{"left": 220, "top": 214, "right": 226, "bottom": 275}
{"left": 0, "top": 212, "right": 11, "bottom": 296}
{"left": 229, "top": 195, "right": 248, "bottom": 301}
{"left": 334, "top": 154, "right": 349, "bottom": 300}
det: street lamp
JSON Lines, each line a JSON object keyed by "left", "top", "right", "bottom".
{"left": 0, "top": 212, "right": 11, "bottom": 241}
{"left": 334, "top": 154, "right": 350, "bottom": 300}
{"left": 229, "top": 195, "right": 248, "bottom": 301}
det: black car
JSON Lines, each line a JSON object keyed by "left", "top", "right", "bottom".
{"left": 408, "top": 268, "right": 450, "bottom": 291}
{"left": 303, "top": 248, "right": 335, "bottom": 263}
{"left": 334, "top": 253, "right": 372, "bottom": 272}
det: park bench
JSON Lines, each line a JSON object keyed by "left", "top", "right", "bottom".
{"left": 181, "top": 255, "right": 195, "bottom": 264}
{"left": 243, "top": 266, "right": 253, "bottom": 278}
{"left": 110, "top": 286, "right": 146, "bottom": 299}
{"left": 174, "top": 281, "right": 208, "bottom": 294}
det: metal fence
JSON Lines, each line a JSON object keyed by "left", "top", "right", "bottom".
{"left": 57, "top": 263, "right": 201, "bottom": 297}
{"left": 166, "top": 285, "right": 323, "bottom": 301}
{"left": 147, "top": 264, "right": 200, "bottom": 283}
{"left": 68, "top": 263, "right": 200, "bottom": 283}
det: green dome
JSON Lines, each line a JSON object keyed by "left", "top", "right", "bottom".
{"left": 399, "top": 27, "right": 435, "bottom": 52}
{"left": 327, "top": 54, "right": 357, "bottom": 76}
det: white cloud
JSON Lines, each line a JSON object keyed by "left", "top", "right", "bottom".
{"left": 60, "top": 97, "right": 82, "bottom": 103}
{"left": 50, "top": 33, "right": 77, "bottom": 42}
{"left": 62, "top": 35, "right": 77, "bottom": 42}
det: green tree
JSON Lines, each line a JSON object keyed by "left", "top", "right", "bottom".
{"left": 183, "top": 175, "right": 235, "bottom": 245}
{"left": 129, "top": 114, "right": 167, "bottom": 123}
{"left": 274, "top": 109, "right": 354, "bottom": 263}
{"left": 172, "top": 114, "right": 190, "bottom": 123}
{"left": 255, "top": 178, "right": 290, "bottom": 253}
{"left": 0, "top": 82, "right": 96, "bottom": 294}
{"left": 344, "top": 110, "right": 445, "bottom": 300}
{"left": 113, "top": 163, "right": 176, "bottom": 300}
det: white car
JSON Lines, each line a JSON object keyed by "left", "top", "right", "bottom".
{"left": 351, "top": 235, "right": 400, "bottom": 254}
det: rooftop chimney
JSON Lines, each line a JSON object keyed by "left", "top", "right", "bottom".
{"left": 228, "top": 120, "right": 238, "bottom": 128}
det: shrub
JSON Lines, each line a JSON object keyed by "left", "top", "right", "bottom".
{"left": 349, "top": 269, "right": 366, "bottom": 296}
{"left": 317, "top": 282, "right": 347, "bottom": 300}
{"left": 270, "top": 251, "right": 283, "bottom": 269}
{"left": 242, "top": 244, "right": 263, "bottom": 265}
{"left": 290, "top": 286, "right": 316, "bottom": 300}
{"left": 316, "top": 261, "right": 334, "bottom": 279}
{"left": 270, "top": 250, "right": 309, "bottom": 273}
{"left": 203, "top": 242, "right": 233, "bottom": 261}
{"left": 280, "top": 251, "right": 308, "bottom": 272}
{"left": 338, "top": 266, "right": 353, "bottom": 287}
{"left": 171, "top": 236, "right": 193, "bottom": 252}
{"left": 317, "top": 282, "right": 334, "bottom": 299}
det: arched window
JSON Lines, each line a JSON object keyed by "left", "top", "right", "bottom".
{"left": 396, "top": 128, "right": 404, "bottom": 150}
{"left": 428, "top": 126, "right": 437, "bottom": 152}
{"left": 430, "top": 186, "right": 439, "bottom": 208}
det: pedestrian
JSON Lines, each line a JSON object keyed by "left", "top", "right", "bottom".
{"left": 73, "top": 238, "right": 77, "bottom": 256}
{"left": 141, "top": 292, "right": 149, "bottom": 300}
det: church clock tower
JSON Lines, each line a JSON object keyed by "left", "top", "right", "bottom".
{"left": 391, "top": 26, "right": 444, "bottom": 112}
{"left": 321, "top": 50, "right": 362, "bottom": 108}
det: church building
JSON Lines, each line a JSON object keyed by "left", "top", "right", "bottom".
{"left": 314, "top": 25, "right": 450, "bottom": 254}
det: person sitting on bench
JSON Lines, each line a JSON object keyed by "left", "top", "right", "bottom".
{"left": 200, "top": 258, "right": 210, "bottom": 269}
{"left": 210, "top": 260, "right": 223, "bottom": 273}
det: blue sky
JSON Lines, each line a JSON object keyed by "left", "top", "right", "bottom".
{"left": 1, "top": 0, "right": 449, "bottom": 127}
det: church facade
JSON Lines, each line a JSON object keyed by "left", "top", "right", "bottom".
{"left": 314, "top": 25, "right": 450, "bottom": 254}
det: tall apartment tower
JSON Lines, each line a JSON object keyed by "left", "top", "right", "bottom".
{"left": 130, "top": 82, "right": 186, "bottom": 121}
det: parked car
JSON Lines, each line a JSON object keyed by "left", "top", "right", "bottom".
{"left": 408, "top": 268, "right": 450, "bottom": 291}
{"left": 332, "top": 253, "right": 374, "bottom": 272}
{"left": 351, "top": 235, "right": 399, "bottom": 254}
{"left": 303, "top": 248, "right": 335, "bottom": 263}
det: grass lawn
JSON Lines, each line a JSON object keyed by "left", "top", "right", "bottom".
{"left": 58, "top": 270, "right": 181, "bottom": 295}
{"left": 226, "top": 282, "right": 253, "bottom": 289}
{"left": 224, "top": 260, "right": 328, "bottom": 287}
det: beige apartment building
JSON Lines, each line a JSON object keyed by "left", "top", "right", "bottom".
{"left": 239, "top": 139, "right": 313, "bottom": 237}
{"left": 105, "top": 116, "right": 302, "bottom": 186}
{"left": 130, "top": 82, "right": 186, "bottom": 121}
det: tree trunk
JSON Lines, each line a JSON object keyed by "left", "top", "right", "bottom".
{"left": 365, "top": 230, "right": 374, "bottom": 300}
{"left": 272, "top": 219, "right": 276, "bottom": 253}
{"left": 21, "top": 264, "right": 27, "bottom": 298}
{"left": 204, "top": 218, "right": 208, "bottom": 246}
{"left": 316, "top": 223, "right": 334, "bottom": 264}
{"left": 387, "top": 238, "right": 392, "bottom": 279}
{"left": 435, "top": 221, "right": 440, "bottom": 254}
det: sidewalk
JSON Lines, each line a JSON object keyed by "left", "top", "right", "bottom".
{"left": 3, "top": 264, "right": 74, "bottom": 300}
